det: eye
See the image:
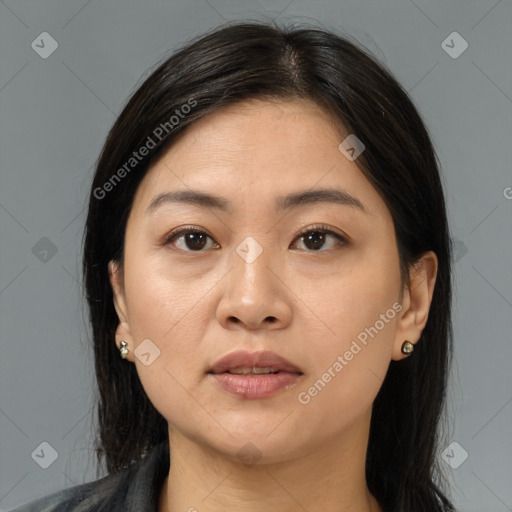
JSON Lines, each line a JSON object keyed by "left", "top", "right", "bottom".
{"left": 291, "top": 224, "right": 347, "bottom": 252}
{"left": 163, "top": 227, "right": 219, "bottom": 252}
{"left": 162, "top": 224, "right": 347, "bottom": 253}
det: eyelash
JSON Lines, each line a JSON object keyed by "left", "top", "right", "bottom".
{"left": 162, "top": 224, "right": 347, "bottom": 253}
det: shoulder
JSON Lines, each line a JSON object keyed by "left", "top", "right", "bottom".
{"left": 7, "top": 475, "right": 114, "bottom": 512}
{"left": 9, "top": 442, "right": 169, "bottom": 512}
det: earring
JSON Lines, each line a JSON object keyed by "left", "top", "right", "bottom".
{"left": 401, "top": 340, "right": 414, "bottom": 355}
{"left": 119, "top": 341, "right": 129, "bottom": 359}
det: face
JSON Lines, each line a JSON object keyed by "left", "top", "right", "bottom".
{"left": 109, "top": 98, "right": 424, "bottom": 463}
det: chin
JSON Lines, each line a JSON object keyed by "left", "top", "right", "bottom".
{"left": 209, "top": 434, "right": 304, "bottom": 467}
{"left": 198, "top": 416, "right": 310, "bottom": 464}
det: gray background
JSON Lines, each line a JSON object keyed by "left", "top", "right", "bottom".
{"left": 1, "top": 0, "right": 511, "bottom": 511}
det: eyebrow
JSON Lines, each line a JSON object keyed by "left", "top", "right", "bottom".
{"left": 146, "top": 188, "right": 368, "bottom": 215}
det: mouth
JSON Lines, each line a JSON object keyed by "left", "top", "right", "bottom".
{"left": 218, "top": 366, "right": 281, "bottom": 375}
{"left": 208, "top": 350, "right": 304, "bottom": 399}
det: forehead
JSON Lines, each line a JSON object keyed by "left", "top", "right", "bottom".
{"left": 131, "top": 98, "right": 386, "bottom": 219}
{"left": 181, "top": 97, "right": 346, "bottom": 145}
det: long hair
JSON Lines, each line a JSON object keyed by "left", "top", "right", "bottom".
{"left": 82, "top": 20, "right": 455, "bottom": 512}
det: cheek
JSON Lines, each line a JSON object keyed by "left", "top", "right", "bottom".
{"left": 124, "top": 248, "right": 210, "bottom": 341}
{"left": 293, "top": 240, "right": 400, "bottom": 353}
{"left": 123, "top": 270, "right": 208, "bottom": 430}
{"left": 122, "top": 251, "right": 216, "bottom": 411}
{"left": 294, "top": 298, "right": 396, "bottom": 438}
{"left": 293, "top": 249, "right": 399, "bottom": 424}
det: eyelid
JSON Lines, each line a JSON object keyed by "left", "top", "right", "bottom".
{"left": 293, "top": 223, "right": 348, "bottom": 243}
{"left": 161, "top": 225, "right": 216, "bottom": 247}
{"left": 290, "top": 223, "right": 348, "bottom": 251}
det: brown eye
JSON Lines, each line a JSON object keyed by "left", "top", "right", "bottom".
{"left": 300, "top": 231, "right": 328, "bottom": 251}
{"left": 292, "top": 225, "right": 347, "bottom": 252}
{"left": 164, "top": 228, "right": 219, "bottom": 252}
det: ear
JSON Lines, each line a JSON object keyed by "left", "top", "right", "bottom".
{"left": 392, "top": 251, "right": 438, "bottom": 361}
{"left": 108, "top": 260, "right": 135, "bottom": 363}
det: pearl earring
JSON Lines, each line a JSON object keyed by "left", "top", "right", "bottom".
{"left": 119, "top": 341, "right": 129, "bottom": 359}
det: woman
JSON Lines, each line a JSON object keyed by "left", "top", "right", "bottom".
{"left": 12, "top": 20, "right": 455, "bottom": 512}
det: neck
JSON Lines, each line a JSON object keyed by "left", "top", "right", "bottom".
{"left": 158, "top": 410, "right": 382, "bottom": 512}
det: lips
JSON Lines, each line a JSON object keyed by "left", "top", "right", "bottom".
{"left": 209, "top": 350, "right": 303, "bottom": 375}
{"left": 208, "top": 350, "right": 304, "bottom": 399}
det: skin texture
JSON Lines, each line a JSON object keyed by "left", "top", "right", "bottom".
{"left": 109, "top": 98, "right": 438, "bottom": 512}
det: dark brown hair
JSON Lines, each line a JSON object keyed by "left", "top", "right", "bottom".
{"left": 82, "top": 20, "right": 455, "bottom": 512}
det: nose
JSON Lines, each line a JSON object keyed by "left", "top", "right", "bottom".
{"left": 215, "top": 241, "right": 292, "bottom": 331}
